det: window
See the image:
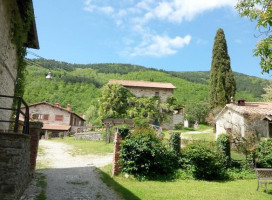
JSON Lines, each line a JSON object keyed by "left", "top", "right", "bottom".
{"left": 43, "top": 114, "right": 49, "bottom": 120}
{"left": 38, "top": 114, "right": 43, "bottom": 120}
{"left": 55, "top": 115, "right": 64, "bottom": 121}
{"left": 155, "top": 91, "right": 159, "bottom": 97}
{"left": 32, "top": 114, "right": 38, "bottom": 120}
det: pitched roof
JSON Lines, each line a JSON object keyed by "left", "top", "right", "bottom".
{"left": 108, "top": 80, "right": 176, "bottom": 89}
{"left": 22, "top": 102, "right": 85, "bottom": 121}
{"left": 42, "top": 124, "right": 71, "bottom": 131}
{"left": 226, "top": 102, "right": 272, "bottom": 115}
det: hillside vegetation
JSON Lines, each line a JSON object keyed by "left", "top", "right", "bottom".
{"left": 23, "top": 59, "right": 269, "bottom": 116}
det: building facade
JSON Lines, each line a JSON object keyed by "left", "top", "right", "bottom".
{"left": 108, "top": 79, "right": 184, "bottom": 129}
{"left": 21, "top": 102, "right": 85, "bottom": 135}
{"left": 109, "top": 79, "right": 176, "bottom": 102}
{"left": 215, "top": 100, "right": 272, "bottom": 139}
{"left": 0, "top": 0, "right": 39, "bottom": 131}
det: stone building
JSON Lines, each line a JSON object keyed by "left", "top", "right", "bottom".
{"left": 215, "top": 99, "right": 272, "bottom": 139}
{"left": 108, "top": 79, "right": 184, "bottom": 129}
{"left": 21, "top": 102, "right": 85, "bottom": 135}
{"left": 0, "top": 0, "right": 39, "bottom": 199}
{"left": 109, "top": 79, "right": 176, "bottom": 102}
{"left": 0, "top": 0, "right": 39, "bottom": 131}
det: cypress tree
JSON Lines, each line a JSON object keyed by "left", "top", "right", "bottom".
{"left": 210, "top": 28, "right": 236, "bottom": 108}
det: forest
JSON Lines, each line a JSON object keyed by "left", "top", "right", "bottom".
{"left": 23, "top": 59, "right": 270, "bottom": 120}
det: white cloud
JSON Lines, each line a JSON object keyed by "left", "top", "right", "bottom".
{"left": 83, "top": 0, "right": 235, "bottom": 57}
{"left": 129, "top": 34, "right": 191, "bottom": 57}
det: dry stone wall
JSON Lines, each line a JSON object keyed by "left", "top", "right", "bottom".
{"left": 75, "top": 132, "right": 102, "bottom": 141}
{"left": 0, "top": 133, "right": 31, "bottom": 200}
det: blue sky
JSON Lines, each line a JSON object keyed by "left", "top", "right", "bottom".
{"left": 28, "top": 0, "right": 270, "bottom": 78}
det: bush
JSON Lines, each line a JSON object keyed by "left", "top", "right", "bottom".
{"left": 182, "top": 141, "right": 228, "bottom": 180}
{"left": 217, "top": 134, "right": 231, "bottom": 163}
{"left": 169, "top": 132, "right": 181, "bottom": 155}
{"left": 251, "top": 139, "right": 272, "bottom": 168}
{"left": 115, "top": 124, "right": 130, "bottom": 138}
{"left": 174, "top": 123, "right": 183, "bottom": 130}
{"left": 120, "top": 127, "right": 178, "bottom": 179}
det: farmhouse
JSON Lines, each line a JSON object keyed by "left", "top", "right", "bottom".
{"left": 215, "top": 99, "right": 272, "bottom": 139}
{"left": 109, "top": 79, "right": 176, "bottom": 102}
{"left": 21, "top": 102, "right": 85, "bottom": 135}
{"left": 108, "top": 79, "right": 184, "bottom": 129}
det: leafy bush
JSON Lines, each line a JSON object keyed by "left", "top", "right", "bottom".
{"left": 115, "top": 124, "right": 130, "bottom": 138}
{"left": 251, "top": 139, "right": 272, "bottom": 168}
{"left": 182, "top": 142, "right": 228, "bottom": 180}
{"left": 169, "top": 132, "right": 181, "bottom": 155}
{"left": 120, "top": 127, "right": 178, "bottom": 179}
{"left": 217, "top": 134, "right": 231, "bottom": 162}
{"left": 174, "top": 123, "right": 183, "bottom": 130}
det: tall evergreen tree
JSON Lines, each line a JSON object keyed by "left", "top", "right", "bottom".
{"left": 210, "top": 28, "right": 236, "bottom": 108}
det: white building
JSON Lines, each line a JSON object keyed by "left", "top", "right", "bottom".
{"left": 215, "top": 99, "right": 272, "bottom": 139}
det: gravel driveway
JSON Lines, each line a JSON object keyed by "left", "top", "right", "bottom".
{"left": 21, "top": 140, "right": 123, "bottom": 200}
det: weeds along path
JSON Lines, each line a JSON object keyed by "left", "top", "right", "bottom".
{"left": 34, "top": 140, "right": 122, "bottom": 200}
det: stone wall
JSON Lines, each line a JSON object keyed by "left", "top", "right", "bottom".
{"left": 75, "top": 132, "right": 102, "bottom": 141}
{"left": 161, "top": 114, "right": 184, "bottom": 130}
{"left": 0, "top": 0, "right": 19, "bottom": 131}
{"left": 0, "top": 133, "right": 31, "bottom": 200}
{"left": 126, "top": 87, "right": 174, "bottom": 102}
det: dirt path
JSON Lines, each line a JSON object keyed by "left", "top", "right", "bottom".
{"left": 22, "top": 140, "right": 123, "bottom": 200}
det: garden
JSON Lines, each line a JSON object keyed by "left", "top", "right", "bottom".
{"left": 100, "top": 124, "right": 272, "bottom": 200}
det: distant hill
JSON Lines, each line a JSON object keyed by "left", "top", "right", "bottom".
{"left": 23, "top": 59, "right": 269, "bottom": 115}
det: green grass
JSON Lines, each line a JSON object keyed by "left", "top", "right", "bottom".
{"left": 182, "top": 132, "right": 215, "bottom": 141}
{"left": 50, "top": 137, "right": 114, "bottom": 156}
{"left": 99, "top": 164, "right": 272, "bottom": 200}
{"left": 231, "top": 151, "right": 247, "bottom": 161}
{"left": 35, "top": 173, "right": 47, "bottom": 200}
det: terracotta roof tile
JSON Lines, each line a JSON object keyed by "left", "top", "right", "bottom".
{"left": 227, "top": 102, "right": 272, "bottom": 115}
{"left": 109, "top": 80, "right": 176, "bottom": 89}
{"left": 42, "top": 124, "right": 71, "bottom": 131}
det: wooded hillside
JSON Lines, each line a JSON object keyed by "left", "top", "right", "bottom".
{"left": 23, "top": 59, "right": 269, "bottom": 115}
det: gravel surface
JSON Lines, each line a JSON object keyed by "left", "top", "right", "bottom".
{"left": 21, "top": 140, "right": 123, "bottom": 200}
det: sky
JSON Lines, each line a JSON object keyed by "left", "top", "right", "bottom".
{"left": 28, "top": 0, "right": 270, "bottom": 79}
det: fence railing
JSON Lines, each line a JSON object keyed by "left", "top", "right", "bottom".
{"left": 0, "top": 95, "right": 29, "bottom": 134}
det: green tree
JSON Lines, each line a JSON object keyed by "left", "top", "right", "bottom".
{"left": 236, "top": 0, "right": 272, "bottom": 74}
{"left": 262, "top": 81, "right": 272, "bottom": 101}
{"left": 186, "top": 102, "right": 210, "bottom": 124}
{"left": 210, "top": 28, "right": 236, "bottom": 108}
{"left": 99, "top": 83, "right": 133, "bottom": 119}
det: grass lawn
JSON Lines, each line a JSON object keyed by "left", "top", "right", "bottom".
{"left": 49, "top": 137, "right": 114, "bottom": 156}
{"left": 99, "top": 164, "right": 272, "bottom": 200}
{"left": 182, "top": 131, "right": 215, "bottom": 141}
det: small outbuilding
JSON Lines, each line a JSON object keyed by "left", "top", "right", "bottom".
{"left": 215, "top": 99, "right": 272, "bottom": 139}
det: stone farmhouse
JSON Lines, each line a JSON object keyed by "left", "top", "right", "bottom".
{"left": 215, "top": 99, "right": 272, "bottom": 139}
{"left": 0, "top": 0, "right": 39, "bottom": 131}
{"left": 0, "top": 0, "right": 40, "bottom": 199}
{"left": 109, "top": 79, "right": 184, "bottom": 129}
{"left": 21, "top": 102, "right": 85, "bottom": 136}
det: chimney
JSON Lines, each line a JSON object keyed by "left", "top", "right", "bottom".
{"left": 56, "top": 103, "right": 61, "bottom": 108}
{"left": 67, "top": 104, "right": 71, "bottom": 111}
{"left": 80, "top": 113, "right": 83, "bottom": 118}
{"left": 237, "top": 98, "right": 245, "bottom": 106}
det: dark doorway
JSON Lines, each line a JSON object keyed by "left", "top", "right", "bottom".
{"left": 269, "top": 123, "right": 272, "bottom": 137}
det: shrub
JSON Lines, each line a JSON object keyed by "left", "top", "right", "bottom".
{"left": 251, "top": 139, "right": 272, "bottom": 168}
{"left": 120, "top": 127, "right": 178, "bottom": 179}
{"left": 182, "top": 141, "right": 228, "bottom": 180}
{"left": 115, "top": 124, "right": 130, "bottom": 138}
{"left": 217, "top": 134, "right": 231, "bottom": 162}
{"left": 169, "top": 132, "right": 181, "bottom": 155}
{"left": 174, "top": 123, "right": 183, "bottom": 130}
